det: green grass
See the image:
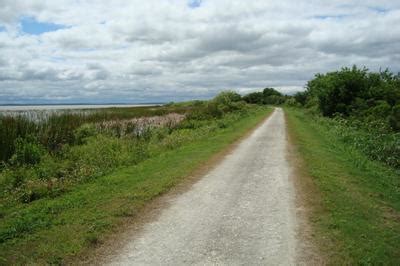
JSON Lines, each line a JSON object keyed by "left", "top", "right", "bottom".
{"left": 285, "top": 108, "right": 400, "bottom": 265}
{"left": 0, "top": 106, "right": 271, "bottom": 265}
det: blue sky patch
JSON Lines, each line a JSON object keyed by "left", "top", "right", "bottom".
{"left": 20, "top": 17, "right": 66, "bottom": 35}
{"left": 188, "top": 0, "right": 202, "bottom": 8}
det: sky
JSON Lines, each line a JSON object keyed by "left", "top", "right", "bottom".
{"left": 0, "top": 0, "right": 399, "bottom": 104}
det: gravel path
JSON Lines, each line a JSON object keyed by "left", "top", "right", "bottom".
{"left": 107, "top": 108, "right": 300, "bottom": 265}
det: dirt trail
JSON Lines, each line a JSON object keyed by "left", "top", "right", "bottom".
{"left": 104, "top": 108, "right": 309, "bottom": 265}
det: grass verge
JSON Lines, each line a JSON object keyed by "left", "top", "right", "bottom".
{"left": 285, "top": 108, "right": 400, "bottom": 264}
{"left": 0, "top": 107, "right": 272, "bottom": 265}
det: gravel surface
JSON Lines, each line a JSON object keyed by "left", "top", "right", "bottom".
{"left": 107, "top": 108, "right": 300, "bottom": 265}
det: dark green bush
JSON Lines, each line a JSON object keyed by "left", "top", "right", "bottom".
{"left": 243, "top": 92, "right": 264, "bottom": 104}
{"left": 243, "top": 88, "right": 286, "bottom": 105}
{"left": 289, "top": 66, "right": 400, "bottom": 170}
{"left": 389, "top": 104, "right": 400, "bottom": 131}
{"left": 303, "top": 66, "right": 400, "bottom": 132}
{"left": 293, "top": 91, "right": 308, "bottom": 106}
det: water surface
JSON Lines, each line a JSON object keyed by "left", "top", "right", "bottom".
{"left": 0, "top": 104, "right": 159, "bottom": 111}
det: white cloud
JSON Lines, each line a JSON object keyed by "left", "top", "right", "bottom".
{"left": 0, "top": 0, "right": 399, "bottom": 103}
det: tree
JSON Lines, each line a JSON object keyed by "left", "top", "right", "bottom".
{"left": 243, "top": 92, "right": 264, "bottom": 104}
{"left": 243, "top": 88, "right": 285, "bottom": 105}
{"left": 305, "top": 65, "right": 400, "bottom": 131}
{"left": 294, "top": 91, "right": 308, "bottom": 106}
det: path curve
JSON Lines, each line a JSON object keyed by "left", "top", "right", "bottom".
{"left": 107, "top": 108, "right": 300, "bottom": 265}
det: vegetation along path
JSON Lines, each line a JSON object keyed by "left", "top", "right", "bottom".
{"left": 100, "top": 108, "right": 315, "bottom": 265}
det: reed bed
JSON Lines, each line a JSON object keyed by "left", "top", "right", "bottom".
{"left": 0, "top": 105, "right": 188, "bottom": 162}
{"left": 95, "top": 113, "right": 185, "bottom": 137}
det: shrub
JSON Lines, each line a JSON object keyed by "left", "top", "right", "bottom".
{"left": 213, "top": 91, "right": 242, "bottom": 105}
{"left": 18, "top": 179, "right": 50, "bottom": 203}
{"left": 317, "top": 115, "right": 400, "bottom": 169}
{"left": 304, "top": 66, "right": 400, "bottom": 132}
{"left": 243, "top": 88, "right": 285, "bottom": 105}
{"left": 161, "top": 129, "right": 196, "bottom": 149}
{"left": 10, "top": 137, "right": 45, "bottom": 166}
{"left": 74, "top": 124, "right": 97, "bottom": 144}
{"left": 2, "top": 167, "right": 34, "bottom": 190}
{"left": 3, "top": 134, "right": 151, "bottom": 203}
{"left": 188, "top": 102, "right": 223, "bottom": 120}
{"left": 389, "top": 104, "right": 400, "bottom": 131}
{"left": 34, "top": 155, "right": 61, "bottom": 181}
{"left": 243, "top": 92, "right": 264, "bottom": 104}
{"left": 66, "top": 134, "right": 150, "bottom": 180}
{"left": 293, "top": 91, "right": 308, "bottom": 106}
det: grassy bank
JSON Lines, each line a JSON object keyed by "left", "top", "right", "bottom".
{"left": 0, "top": 104, "right": 271, "bottom": 264}
{"left": 285, "top": 108, "right": 400, "bottom": 264}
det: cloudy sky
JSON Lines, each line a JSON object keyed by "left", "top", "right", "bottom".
{"left": 0, "top": 0, "right": 399, "bottom": 104}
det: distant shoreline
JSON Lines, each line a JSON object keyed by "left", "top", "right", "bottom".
{"left": 0, "top": 103, "right": 164, "bottom": 111}
{"left": 0, "top": 103, "right": 164, "bottom": 106}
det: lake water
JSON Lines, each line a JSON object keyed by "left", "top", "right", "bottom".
{"left": 0, "top": 104, "right": 163, "bottom": 122}
{"left": 0, "top": 104, "right": 160, "bottom": 111}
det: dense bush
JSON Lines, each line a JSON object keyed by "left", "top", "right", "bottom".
{"left": 313, "top": 115, "right": 400, "bottom": 169}
{"left": 293, "top": 91, "right": 308, "bottom": 106}
{"left": 187, "top": 91, "right": 246, "bottom": 120}
{"left": 300, "top": 66, "right": 400, "bottom": 132}
{"left": 243, "top": 87, "right": 286, "bottom": 105}
{"left": 243, "top": 91, "right": 264, "bottom": 104}
{"left": 291, "top": 66, "right": 400, "bottom": 170}
{"left": 389, "top": 104, "right": 400, "bottom": 131}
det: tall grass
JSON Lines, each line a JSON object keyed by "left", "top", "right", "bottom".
{"left": 302, "top": 111, "right": 400, "bottom": 169}
{"left": 0, "top": 116, "right": 37, "bottom": 162}
{"left": 0, "top": 105, "right": 188, "bottom": 162}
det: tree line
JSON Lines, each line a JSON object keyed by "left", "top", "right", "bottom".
{"left": 242, "top": 66, "right": 400, "bottom": 132}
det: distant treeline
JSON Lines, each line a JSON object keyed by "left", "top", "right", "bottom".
{"left": 242, "top": 87, "right": 288, "bottom": 105}
{"left": 243, "top": 66, "right": 399, "bottom": 169}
